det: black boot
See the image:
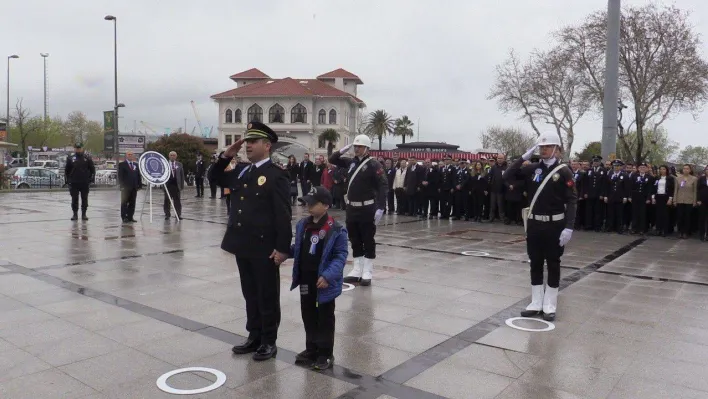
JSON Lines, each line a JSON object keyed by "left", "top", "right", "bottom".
{"left": 71, "top": 212, "right": 78, "bottom": 221}
{"left": 81, "top": 211, "right": 89, "bottom": 221}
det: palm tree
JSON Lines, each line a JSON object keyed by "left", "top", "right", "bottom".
{"left": 365, "top": 110, "right": 394, "bottom": 150}
{"left": 393, "top": 115, "right": 415, "bottom": 144}
{"left": 318, "top": 128, "right": 340, "bottom": 156}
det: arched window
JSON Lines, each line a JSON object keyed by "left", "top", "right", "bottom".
{"left": 291, "top": 103, "right": 307, "bottom": 123}
{"left": 225, "top": 109, "right": 233, "bottom": 124}
{"left": 329, "top": 109, "right": 337, "bottom": 124}
{"left": 247, "top": 104, "right": 263, "bottom": 122}
{"left": 269, "top": 104, "right": 285, "bottom": 123}
{"left": 234, "top": 109, "right": 242, "bottom": 123}
{"left": 318, "top": 109, "right": 326, "bottom": 124}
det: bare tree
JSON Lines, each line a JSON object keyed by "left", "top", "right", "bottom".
{"left": 479, "top": 126, "right": 536, "bottom": 159}
{"left": 12, "top": 99, "right": 39, "bottom": 156}
{"left": 488, "top": 49, "right": 590, "bottom": 155}
{"left": 557, "top": 4, "right": 708, "bottom": 164}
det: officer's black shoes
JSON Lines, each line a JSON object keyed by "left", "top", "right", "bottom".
{"left": 295, "top": 349, "right": 318, "bottom": 364}
{"left": 71, "top": 213, "right": 78, "bottom": 221}
{"left": 520, "top": 309, "right": 542, "bottom": 317}
{"left": 164, "top": 215, "right": 171, "bottom": 220}
{"left": 252, "top": 344, "right": 277, "bottom": 361}
{"left": 81, "top": 213, "right": 89, "bottom": 221}
{"left": 343, "top": 276, "right": 362, "bottom": 283}
{"left": 543, "top": 312, "right": 556, "bottom": 322}
{"left": 128, "top": 219, "right": 137, "bottom": 223}
{"left": 313, "top": 355, "right": 334, "bottom": 371}
{"left": 360, "top": 278, "right": 371, "bottom": 286}
{"left": 232, "top": 338, "right": 260, "bottom": 355}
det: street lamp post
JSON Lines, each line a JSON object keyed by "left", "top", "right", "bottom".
{"left": 6, "top": 54, "right": 19, "bottom": 131}
{"left": 105, "top": 15, "right": 119, "bottom": 157}
{"left": 40, "top": 53, "right": 49, "bottom": 122}
{"left": 601, "top": 0, "right": 622, "bottom": 160}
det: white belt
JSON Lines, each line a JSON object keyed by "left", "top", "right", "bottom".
{"left": 528, "top": 213, "right": 565, "bottom": 222}
{"left": 346, "top": 198, "right": 375, "bottom": 207}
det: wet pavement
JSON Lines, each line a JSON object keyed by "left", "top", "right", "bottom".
{"left": 1, "top": 188, "right": 708, "bottom": 398}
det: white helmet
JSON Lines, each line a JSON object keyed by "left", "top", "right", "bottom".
{"left": 536, "top": 133, "right": 561, "bottom": 147}
{"left": 353, "top": 134, "right": 372, "bottom": 148}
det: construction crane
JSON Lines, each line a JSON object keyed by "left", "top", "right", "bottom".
{"left": 190, "top": 101, "right": 209, "bottom": 138}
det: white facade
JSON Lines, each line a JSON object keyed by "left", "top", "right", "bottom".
{"left": 213, "top": 74, "right": 364, "bottom": 158}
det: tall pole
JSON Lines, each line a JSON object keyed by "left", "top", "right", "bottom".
{"left": 601, "top": 0, "right": 621, "bottom": 160}
{"left": 6, "top": 55, "right": 19, "bottom": 131}
{"left": 105, "top": 15, "right": 118, "bottom": 157}
{"left": 40, "top": 53, "right": 48, "bottom": 122}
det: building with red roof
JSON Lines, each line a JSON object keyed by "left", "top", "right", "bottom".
{"left": 211, "top": 68, "right": 365, "bottom": 158}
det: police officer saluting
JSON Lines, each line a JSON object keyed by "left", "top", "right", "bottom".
{"left": 329, "top": 135, "right": 388, "bottom": 286}
{"left": 65, "top": 143, "right": 96, "bottom": 221}
{"left": 505, "top": 133, "right": 577, "bottom": 321}
{"left": 210, "top": 121, "right": 292, "bottom": 361}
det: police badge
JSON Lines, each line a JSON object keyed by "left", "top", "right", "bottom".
{"left": 552, "top": 173, "right": 560, "bottom": 182}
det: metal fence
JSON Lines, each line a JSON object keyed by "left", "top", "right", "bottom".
{"left": 0, "top": 174, "right": 119, "bottom": 190}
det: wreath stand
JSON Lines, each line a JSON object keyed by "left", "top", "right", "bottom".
{"left": 140, "top": 183, "right": 179, "bottom": 223}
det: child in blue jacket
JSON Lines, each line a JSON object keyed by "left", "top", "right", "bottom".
{"left": 290, "top": 186, "right": 348, "bottom": 370}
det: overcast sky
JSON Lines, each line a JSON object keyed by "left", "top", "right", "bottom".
{"left": 4, "top": 0, "right": 708, "bottom": 153}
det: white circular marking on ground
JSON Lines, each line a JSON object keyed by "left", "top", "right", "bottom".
{"left": 342, "top": 283, "right": 355, "bottom": 292}
{"left": 505, "top": 317, "right": 555, "bottom": 332}
{"left": 460, "top": 251, "right": 490, "bottom": 257}
{"left": 156, "top": 367, "right": 226, "bottom": 395}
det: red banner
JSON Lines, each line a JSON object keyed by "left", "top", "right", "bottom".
{"left": 369, "top": 150, "right": 499, "bottom": 161}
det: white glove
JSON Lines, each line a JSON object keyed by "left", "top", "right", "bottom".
{"left": 339, "top": 144, "right": 353, "bottom": 154}
{"left": 374, "top": 209, "right": 384, "bottom": 225}
{"left": 522, "top": 145, "right": 538, "bottom": 161}
{"left": 559, "top": 228, "right": 573, "bottom": 247}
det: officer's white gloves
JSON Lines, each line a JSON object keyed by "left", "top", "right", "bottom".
{"left": 522, "top": 145, "right": 538, "bottom": 161}
{"left": 374, "top": 209, "right": 384, "bottom": 225}
{"left": 339, "top": 144, "right": 353, "bottom": 154}
{"left": 559, "top": 228, "right": 573, "bottom": 247}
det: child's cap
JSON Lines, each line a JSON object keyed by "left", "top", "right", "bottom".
{"left": 298, "top": 186, "right": 333, "bottom": 206}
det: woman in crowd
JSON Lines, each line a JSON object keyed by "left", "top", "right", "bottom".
{"left": 393, "top": 159, "right": 408, "bottom": 215}
{"left": 674, "top": 164, "right": 698, "bottom": 239}
{"left": 652, "top": 165, "right": 674, "bottom": 237}
{"left": 286, "top": 155, "right": 300, "bottom": 206}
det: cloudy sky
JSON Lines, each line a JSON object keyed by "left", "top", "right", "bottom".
{"left": 4, "top": 0, "right": 708, "bottom": 153}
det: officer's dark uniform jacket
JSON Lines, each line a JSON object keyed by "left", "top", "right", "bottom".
{"left": 505, "top": 158, "right": 577, "bottom": 229}
{"left": 605, "top": 171, "right": 630, "bottom": 203}
{"left": 65, "top": 153, "right": 96, "bottom": 185}
{"left": 454, "top": 166, "right": 469, "bottom": 190}
{"left": 582, "top": 166, "right": 607, "bottom": 198}
{"left": 328, "top": 152, "right": 388, "bottom": 211}
{"left": 572, "top": 169, "right": 585, "bottom": 196}
{"left": 631, "top": 173, "right": 654, "bottom": 200}
{"left": 211, "top": 156, "right": 292, "bottom": 258}
{"left": 440, "top": 164, "right": 455, "bottom": 192}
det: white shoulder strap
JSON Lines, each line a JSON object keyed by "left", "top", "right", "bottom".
{"left": 528, "top": 163, "right": 568, "bottom": 215}
{"left": 347, "top": 157, "right": 373, "bottom": 193}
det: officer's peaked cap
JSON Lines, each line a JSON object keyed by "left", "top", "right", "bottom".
{"left": 244, "top": 121, "right": 278, "bottom": 143}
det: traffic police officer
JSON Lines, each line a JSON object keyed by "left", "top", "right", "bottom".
{"left": 605, "top": 160, "right": 630, "bottom": 234}
{"left": 64, "top": 143, "right": 96, "bottom": 221}
{"left": 582, "top": 155, "right": 606, "bottom": 232}
{"left": 630, "top": 162, "right": 654, "bottom": 234}
{"left": 329, "top": 134, "right": 388, "bottom": 286}
{"left": 211, "top": 121, "right": 292, "bottom": 361}
{"left": 505, "top": 133, "right": 577, "bottom": 321}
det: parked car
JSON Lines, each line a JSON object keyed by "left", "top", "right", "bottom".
{"left": 5, "top": 158, "right": 26, "bottom": 169}
{"left": 2, "top": 167, "right": 63, "bottom": 189}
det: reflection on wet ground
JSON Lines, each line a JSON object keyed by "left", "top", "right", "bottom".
{"left": 1, "top": 190, "right": 708, "bottom": 398}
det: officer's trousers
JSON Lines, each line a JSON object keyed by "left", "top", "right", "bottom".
{"left": 70, "top": 183, "right": 90, "bottom": 212}
{"left": 387, "top": 190, "right": 395, "bottom": 213}
{"left": 631, "top": 196, "right": 649, "bottom": 233}
{"left": 439, "top": 190, "right": 451, "bottom": 218}
{"left": 195, "top": 177, "right": 204, "bottom": 197}
{"left": 453, "top": 190, "right": 467, "bottom": 218}
{"left": 300, "top": 271, "right": 335, "bottom": 357}
{"left": 236, "top": 256, "right": 281, "bottom": 345}
{"left": 584, "top": 197, "right": 604, "bottom": 230}
{"left": 526, "top": 219, "right": 565, "bottom": 288}
{"left": 346, "top": 206, "right": 376, "bottom": 259}
{"left": 606, "top": 201, "right": 624, "bottom": 232}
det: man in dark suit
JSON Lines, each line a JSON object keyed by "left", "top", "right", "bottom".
{"left": 194, "top": 154, "right": 206, "bottom": 198}
{"left": 299, "top": 153, "right": 315, "bottom": 199}
{"left": 211, "top": 121, "right": 292, "bottom": 361}
{"left": 404, "top": 157, "right": 419, "bottom": 216}
{"left": 164, "top": 151, "right": 185, "bottom": 220}
{"left": 118, "top": 151, "right": 142, "bottom": 223}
